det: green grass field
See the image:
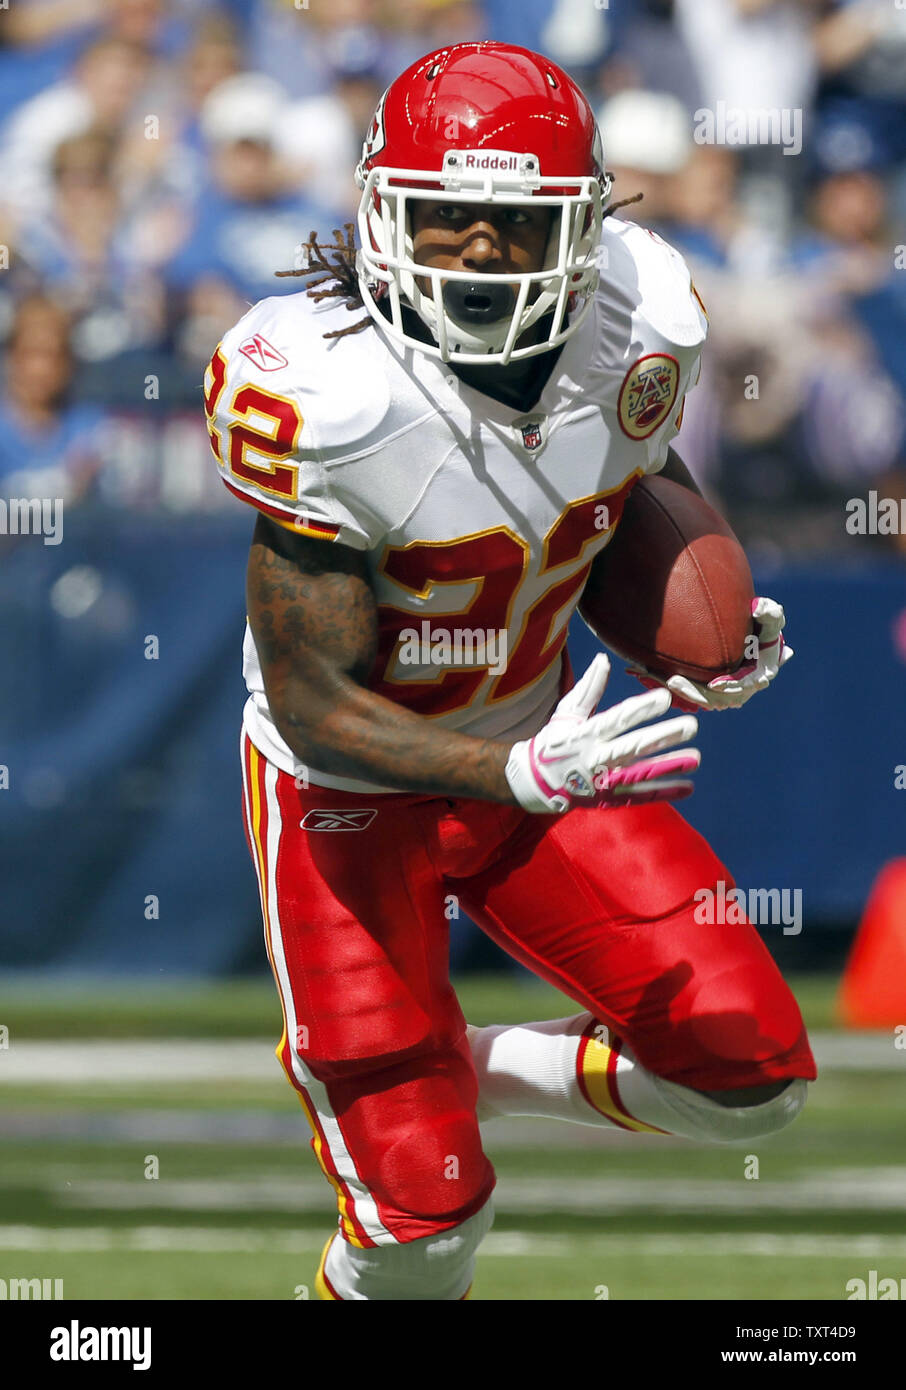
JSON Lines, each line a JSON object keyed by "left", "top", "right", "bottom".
{"left": 1, "top": 973, "right": 902, "bottom": 1301}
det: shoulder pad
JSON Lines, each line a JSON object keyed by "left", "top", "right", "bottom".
{"left": 595, "top": 217, "right": 708, "bottom": 355}
{"left": 205, "top": 291, "right": 392, "bottom": 547}
{"left": 218, "top": 292, "right": 393, "bottom": 456}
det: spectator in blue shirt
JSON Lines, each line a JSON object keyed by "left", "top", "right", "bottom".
{"left": 163, "top": 73, "right": 343, "bottom": 364}
{"left": 0, "top": 295, "right": 106, "bottom": 502}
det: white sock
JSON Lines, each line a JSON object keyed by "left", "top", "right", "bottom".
{"left": 466, "top": 1014, "right": 670, "bottom": 1133}
{"left": 320, "top": 1201, "right": 493, "bottom": 1300}
{"left": 465, "top": 1014, "right": 806, "bottom": 1142}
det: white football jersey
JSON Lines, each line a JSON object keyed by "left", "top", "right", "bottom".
{"left": 205, "top": 217, "right": 708, "bottom": 793}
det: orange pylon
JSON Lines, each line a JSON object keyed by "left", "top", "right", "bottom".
{"left": 838, "top": 859, "right": 906, "bottom": 1027}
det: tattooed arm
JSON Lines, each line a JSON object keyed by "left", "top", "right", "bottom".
{"left": 246, "top": 514, "right": 515, "bottom": 801}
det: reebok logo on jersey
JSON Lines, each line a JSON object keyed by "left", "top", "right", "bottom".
{"left": 239, "top": 334, "right": 289, "bottom": 371}
{"left": 301, "top": 809, "right": 378, "bottom": 831}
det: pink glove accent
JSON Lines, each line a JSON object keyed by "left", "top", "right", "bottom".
{"left": 629, "top": 668, "right": 701, "bottom": 714}
{"left": 527, "top": 741, "right": 573, "bottom": 802}
{"left": 596, "top": 751, "right": 701, "bottom": 789}
{"left": 591, "top": 750, "right": 700, "bottom": 807}
{"left": 628, "top": 596, "right": 790, "bottom": 709}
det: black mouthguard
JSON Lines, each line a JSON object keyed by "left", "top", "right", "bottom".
{"left": 443, "top": 280, "right": 517, "bottom": 327}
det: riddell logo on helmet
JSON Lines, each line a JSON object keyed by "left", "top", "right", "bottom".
{"left": 456, "top": 150, "right": 522, "bottom": 173}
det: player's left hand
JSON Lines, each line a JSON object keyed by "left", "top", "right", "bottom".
{"left": 629, "top": 596, "right": 794, "bottom": 713}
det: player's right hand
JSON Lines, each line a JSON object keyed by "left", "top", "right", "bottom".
{"left": 504, "top": 653, "right": 701, "bottom": 815}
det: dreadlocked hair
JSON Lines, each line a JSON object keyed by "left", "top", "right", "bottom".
{"left": 275, "top": 222, "right": 371, "bottom": 340}
{"left": 602, "top": 191, "right": 644, "bottom": 219}
{"left": 275, "top": 194, "right": 643, "bottom": 343}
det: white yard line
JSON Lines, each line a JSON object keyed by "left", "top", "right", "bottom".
{"left": 40, "top": 1168, "right": 906, "bottom": 1213}
{"left": 0, "top": 1226, "right": 905, "bottom": 1259}
{"left": 0, "top": 1032, "right": 900, "bottom": 1084}
{"left": 0, "top": 1040, "right": 281, "bottom": 1084}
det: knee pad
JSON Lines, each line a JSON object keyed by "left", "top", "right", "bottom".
{"left": 318, "top": 1197, "right": 494, "bottom": 1300}
{"left": 650, "top": 1074, "right": 808, "bottom": 1144}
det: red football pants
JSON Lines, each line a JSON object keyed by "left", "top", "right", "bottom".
{"left": 240, "top": 731, "right": 815, "bottom": 1247}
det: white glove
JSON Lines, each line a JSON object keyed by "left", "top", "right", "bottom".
{"left": 505, "top": 653, "right": 700, "bottom": 815}
{"left": 632, "top": 596, "right": 794, "bottom": 713}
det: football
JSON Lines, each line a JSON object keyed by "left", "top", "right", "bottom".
{"left": 578, "top": 474, "right": 755, "bottom": 683}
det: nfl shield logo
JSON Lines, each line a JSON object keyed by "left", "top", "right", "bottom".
{"left": 517, "top": 416, "right": 547, "bottom": 452}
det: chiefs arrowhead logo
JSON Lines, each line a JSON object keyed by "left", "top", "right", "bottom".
{"left": 362, "top": 86, "right": 388, "bottom": 162}
{"left": 618, "top": 353, "right": 680, "bottom": 441}
{"left": 239, "top": 334, "right": 289, "bottom": 372}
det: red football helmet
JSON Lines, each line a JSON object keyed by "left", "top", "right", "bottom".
{"left": 354, "top": 42, "right": 611, "bottom": 365}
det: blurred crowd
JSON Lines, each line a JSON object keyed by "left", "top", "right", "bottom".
{"left": 0, "top": 0, "right": 904, "bottom": 554}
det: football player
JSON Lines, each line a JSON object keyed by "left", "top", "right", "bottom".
{"left": 205, "top": 42, "right": 814, "bottom": 1301}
